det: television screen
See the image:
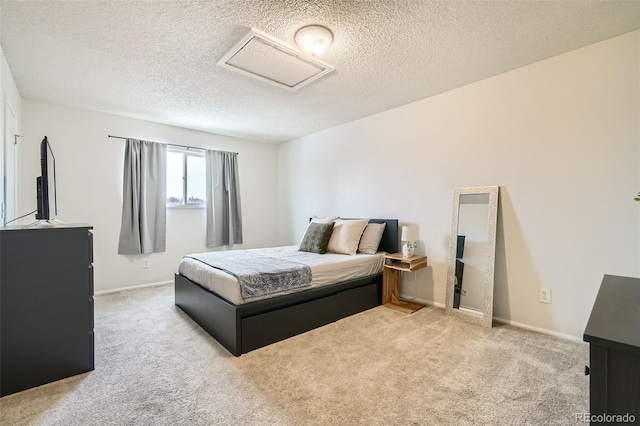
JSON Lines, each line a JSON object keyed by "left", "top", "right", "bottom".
{"left": 35, "top": 136, "right": 57, "bottom": 220}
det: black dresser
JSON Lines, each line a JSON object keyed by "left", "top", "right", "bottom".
{"left": 0, "top": 224, "right": 94, "bottom": 397}
{"left": 584, "top": 275, "right": 640, "bottom": 421}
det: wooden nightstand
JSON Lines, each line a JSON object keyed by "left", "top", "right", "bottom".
{"left": 383, "top": 253, "right": 428, "bottom": 313}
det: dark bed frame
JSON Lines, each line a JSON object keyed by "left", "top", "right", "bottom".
{"left": 175, "top": 218, "right": 398, "bottom": 356}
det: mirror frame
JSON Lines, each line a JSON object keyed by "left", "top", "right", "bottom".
{"left": 445, "top": 186, "right": 499, "bottom": 328}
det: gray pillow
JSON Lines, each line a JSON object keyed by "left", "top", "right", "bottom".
{"left": 299, "top": 222, "right": 335, "bottom": 254}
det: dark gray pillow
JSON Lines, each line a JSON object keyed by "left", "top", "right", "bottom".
{"left": 299, "top": 222, "right": 335, "bottom": 254}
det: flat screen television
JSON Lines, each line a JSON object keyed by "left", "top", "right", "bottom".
{"left": 35, "top": 136, "right": 57, "bottom": 221}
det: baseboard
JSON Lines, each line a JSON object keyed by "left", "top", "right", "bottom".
{"left": 424, "top": 300, "right": 446, "bottom": 309}
{"left": 95, "top": 280, "right": 173, "bottom": 295}
{"left": 400, "top": 294, "right": 583, "bottom": 343}
{"left": 492, "top": 316, "right": 584, "bottom": 343}
{"left": 398, "top": 294, "right": 445, "bottom": 309}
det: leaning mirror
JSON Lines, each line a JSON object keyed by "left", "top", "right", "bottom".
{"left": 445, "top": 186, "right": 499, "bottom": 328}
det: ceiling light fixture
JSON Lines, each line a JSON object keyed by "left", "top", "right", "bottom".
{"left": 295, "top": 25, "right": 333, "bottom": 57}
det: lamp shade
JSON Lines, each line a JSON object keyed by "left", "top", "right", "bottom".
{"left": 401, "top": 226, "right": 418, "bottom": 242}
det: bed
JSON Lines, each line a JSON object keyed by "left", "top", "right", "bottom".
{"left": 174, "top": 218, "right": 398, "bottom": 356}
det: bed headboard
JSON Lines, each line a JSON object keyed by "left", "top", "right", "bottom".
{"left": 311, "top": 217, "right": 399, "bottom": 254}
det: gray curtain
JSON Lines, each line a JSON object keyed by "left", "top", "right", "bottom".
{"left": 118, "top": 139, "right": 167, "bottom": 254}
{"left": 206, "top": 150, "right": 243, "bottom": 247}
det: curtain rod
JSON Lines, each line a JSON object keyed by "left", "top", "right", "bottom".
{"left": 107, "top": 135, "right": 238, "bottom": 155}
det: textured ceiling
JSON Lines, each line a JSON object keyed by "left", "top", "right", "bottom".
{"left": 1, "top": 1, "right": 639, "bottom": 143}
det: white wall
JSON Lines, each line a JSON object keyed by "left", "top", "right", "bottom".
{"left": 278, "top": 31, "right": 640, "bottom": 339}
{"left": 19, "top": 100, "right": 279, "bottom": 292}
{"left": 1, "top": 46, "right": 22, "bottom": 222}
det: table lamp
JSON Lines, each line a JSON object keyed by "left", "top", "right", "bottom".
{"left": 401, "top": 226, "right": 418, "bottom": 258}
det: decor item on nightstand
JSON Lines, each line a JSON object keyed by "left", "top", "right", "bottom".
{"left": 401, "top": 225, "right": 418, "bottom": 258}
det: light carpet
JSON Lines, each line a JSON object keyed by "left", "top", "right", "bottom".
{"left": 0, "top": 283, "right": 589, "bottom": 425}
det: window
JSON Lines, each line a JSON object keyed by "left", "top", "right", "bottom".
{"left": 166, "top": 148, "right": 206, "bottom": 207}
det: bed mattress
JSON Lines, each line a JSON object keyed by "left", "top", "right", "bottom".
{"left": 178, "top": 245, "right": 386, "bottom": 305}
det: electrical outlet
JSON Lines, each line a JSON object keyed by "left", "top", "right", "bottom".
{"left": 539, "top": 288, "right": 551, "bottom": 304}
{"left": 142, "top": 259, "right": 149, "bottom": 269}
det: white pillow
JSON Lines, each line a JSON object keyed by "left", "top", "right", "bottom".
{"left": 311, "top": 216, "right": 339, "bottom": 224}
{"left": 327, "top": 219, "right": 369, "bottom": 255}
{"left": 358, "top": 223, "right": 386, "bottom": 254}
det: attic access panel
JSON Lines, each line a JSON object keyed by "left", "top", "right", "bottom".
{"left": 217, "top": 28, "right": 334, "bottom": 91}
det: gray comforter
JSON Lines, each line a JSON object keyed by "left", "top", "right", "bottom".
{"left": 185, "top": 250, "right": 312, "bottom": 300}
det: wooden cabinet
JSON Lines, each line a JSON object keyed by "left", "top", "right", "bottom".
{"left": 382, "top": 253, "right": 427, "bottom": 313}
{"left": 583, "top": 275, "right": 640, "bottom": 420}
{"left": 0, "top": 224, "right": 94, "bottom": 396}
